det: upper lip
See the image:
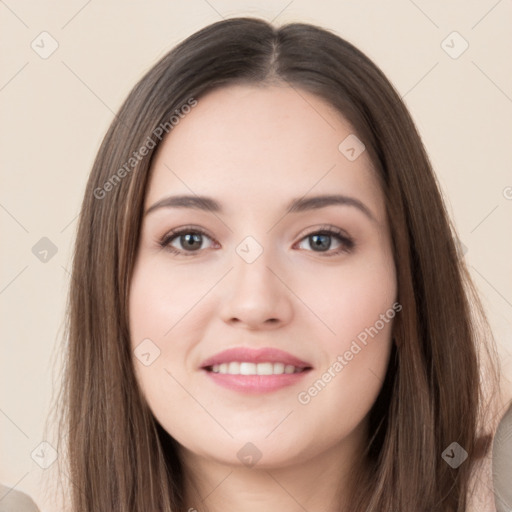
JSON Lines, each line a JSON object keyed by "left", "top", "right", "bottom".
{"left": 200, "top": 347, "right": 313, "bottom": 369}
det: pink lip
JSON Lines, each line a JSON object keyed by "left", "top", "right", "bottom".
{"left": 204, "top": 372, "right": 311, "bottom": 393}
{"left": 200, "top": 347, "right": 312, "bottom": 369}
{"left": 200, "top": 347, "right": 313, "bottom": 394}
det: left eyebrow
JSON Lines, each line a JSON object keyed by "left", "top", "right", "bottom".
{"left": 285, "top": 194, "right": 377, "bottom": 223}
{"left": 144, "top": 193, "right": 377, "bottom": 223}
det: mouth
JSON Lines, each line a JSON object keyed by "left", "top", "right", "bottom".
{"left": 200, "top": 347, "right": 313, "bottom": 393}
{"left": 204, "top": 362, "right": 310, "bottom": 375}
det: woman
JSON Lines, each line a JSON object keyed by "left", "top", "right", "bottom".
{"left": 51, "top": 17, "right": 503, "bottom": 511}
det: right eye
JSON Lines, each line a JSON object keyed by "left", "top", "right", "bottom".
{"left": 159, "top": 226, "right": 217, "bottom": 257}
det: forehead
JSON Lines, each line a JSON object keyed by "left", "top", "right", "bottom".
{"left": 145, "top": 84, "right": 384, "bottom": 222}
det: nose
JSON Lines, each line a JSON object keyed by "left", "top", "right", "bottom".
{"left": 218, "top": 244, "right": 293, "bottom": 330}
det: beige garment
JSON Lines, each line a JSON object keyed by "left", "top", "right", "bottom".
{"left": 493, "top": 403, "right": 512, "bottom": 512}
{"left": 0, "top": 484, "right": 40, "bottom": 512}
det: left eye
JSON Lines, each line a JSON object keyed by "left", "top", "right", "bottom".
{"left": 295, "top": 227, "right": 354, "bottom": 257}
{"left": 159, "top": 225, "right": 354, "bottom": 257}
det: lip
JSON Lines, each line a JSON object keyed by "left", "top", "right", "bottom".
{"left": 200, "top": 347, "right": 312, "bottom": 369}
{"left": 200, "top": 347, "right": 313, "bottom": 394}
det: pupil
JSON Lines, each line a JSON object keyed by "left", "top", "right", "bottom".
{"left": 311, "top": 234, "right": 330, "bottom": 251}
{"left": 183, "top": 233, "right": 201, "bottom": 250}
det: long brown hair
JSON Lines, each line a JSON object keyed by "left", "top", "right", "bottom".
{"left": 48, "top": 17, "right": 501, "bottom": 511}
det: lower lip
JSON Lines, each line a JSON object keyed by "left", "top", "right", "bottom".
{"left": 203, "top": 369, "right": 311, "bottom": 393}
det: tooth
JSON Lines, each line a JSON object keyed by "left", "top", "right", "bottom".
{"left": 210, "top": 361, "right": 303, "bottom": 375}
{"left": 256, "top": 362, "right": 274, "bottom": 375}
{"left": 239, "top": 362, "right": 257, "bottom": 375}
{"left": 273, "top": 362, "right": 285, "bottom": 374}
{"left": 228, "top": 362, "right": 240, "bottom": 374}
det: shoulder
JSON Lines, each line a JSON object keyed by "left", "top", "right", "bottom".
{"left": 493, "top": 402, "right": 512, "bottom": 512}
{"left": 0, "top": 484, "right": 40, "bottom": 512}
{"left": 465, "top": 398, "right": 512, "bottom": 512}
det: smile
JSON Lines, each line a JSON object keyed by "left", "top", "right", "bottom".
{"left": 207, "top": 362, "right": 307, "bottom": 375}
{"left": 200, "top": 346, "right": 313, "bottom": 393}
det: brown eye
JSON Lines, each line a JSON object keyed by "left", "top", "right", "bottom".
{"left": 160, "top": 227, "right": 215, "bottom": 256}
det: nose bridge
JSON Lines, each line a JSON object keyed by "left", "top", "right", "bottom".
{"left": 218, "top": 230, "right": 292, "bottom": 327}
{"left": 229, "top": 208, "right": 276, "bottom": 274}
{"left": 232, "top": 232, "right": 277, "bottom": 291}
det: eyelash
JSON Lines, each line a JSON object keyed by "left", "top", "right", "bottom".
{"left": 158, "top": 224, "right": 355, "bottom": 258}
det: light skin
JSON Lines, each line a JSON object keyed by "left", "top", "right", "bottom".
{"left": 129, "top": 83, "right": 397, "bottom": 512}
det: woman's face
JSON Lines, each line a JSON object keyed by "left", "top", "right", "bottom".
{"left": 129, "top": 84, "right": 397, "bottom": 469}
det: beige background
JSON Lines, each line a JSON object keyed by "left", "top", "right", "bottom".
{"left": 1, "top": 1, "right": 511, "bottom": 510}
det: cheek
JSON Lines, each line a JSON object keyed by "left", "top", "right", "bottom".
{"left": 129, "top": 258, "right": 206, "bottom": 344}
{"left": 128, "top": 256, "right": 215, "bottom": 402}
{"left": 332, "top": 270, "right": 396, "bottom": 344}
{"left": 295, "top": 302, "right": 395, "bottom": 448}
{"left": 300, "top": 248, "right": 397, "bottom": 346}
{"left": 128, "top": 261, "right": 203, "bottom": 439}
{"left": 294, "top": 250, "right": 396, "bottom": 408}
